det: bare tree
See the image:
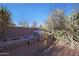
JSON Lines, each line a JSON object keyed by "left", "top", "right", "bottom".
{"left": 31, "top": 21, "right": 37, "bottom": 28}
{"left": 19, "top": 20, "right": 29, "bottom": 27}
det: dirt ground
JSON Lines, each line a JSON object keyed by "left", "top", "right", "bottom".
{"left": 36, "top": 41, "right": 79, "bottom": 56}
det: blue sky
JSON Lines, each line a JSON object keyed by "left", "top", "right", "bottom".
{"left": 0, "top": 3, "right": 76, "bottom": 26}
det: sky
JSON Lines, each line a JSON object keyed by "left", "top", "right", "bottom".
{"left": 0, "top": 3, "right": 77, "bottom": 26}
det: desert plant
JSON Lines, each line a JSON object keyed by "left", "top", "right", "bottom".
{"left": 0, "top": 6, "right": 12, "bottom": 41}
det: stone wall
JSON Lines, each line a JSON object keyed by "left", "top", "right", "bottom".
{"left": 6, "top": 27, "right": 39, "bottom": 40}
{"left": 0, "top": 41, "right": 38, "bottom": 56}
{"left": 0, "top": 27, "right": 54, "bottom": 56}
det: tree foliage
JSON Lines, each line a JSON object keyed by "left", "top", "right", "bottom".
{"left": 46, "top": 9, "right": 65, "bottom": 33}
{"left": 0, "top": 6, "right": 13, "bottom": 41}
